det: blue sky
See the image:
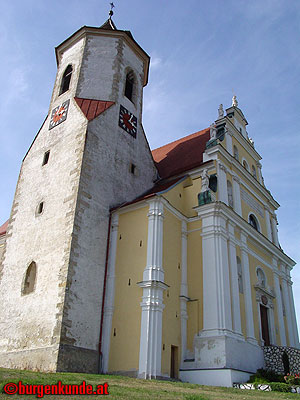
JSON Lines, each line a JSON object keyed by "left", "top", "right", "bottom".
{"left": 1, "top": 0, "right": 300, "bottom": 333}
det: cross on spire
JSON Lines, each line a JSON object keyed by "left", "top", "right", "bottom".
{"left": 109, "top": 2, "right": 115, "bottom": 18}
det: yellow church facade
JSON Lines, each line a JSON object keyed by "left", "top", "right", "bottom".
{"left": 102, "top": 102, "right": 299, "bottom": 385}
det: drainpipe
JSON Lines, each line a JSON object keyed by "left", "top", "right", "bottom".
{"left": 98, "top": 212, "right": 112, "bottom": 373}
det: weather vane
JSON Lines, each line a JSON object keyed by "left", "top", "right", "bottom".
{"left": 109, "top": 2, "right": 115, "bottom": 18}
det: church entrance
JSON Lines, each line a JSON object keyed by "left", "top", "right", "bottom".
{"left": 170, "top": 346, "right": 178, "bottom": 379}
{"left": 260, "top": 305, "right": 270, "bottom": 346}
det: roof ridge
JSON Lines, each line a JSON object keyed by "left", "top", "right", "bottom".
{"left": 152, "top": 127, "right": 209, "bottom": 152}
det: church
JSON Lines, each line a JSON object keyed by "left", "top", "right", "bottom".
{"left": 0, "top": 14, "right": 299, "bottom": 387}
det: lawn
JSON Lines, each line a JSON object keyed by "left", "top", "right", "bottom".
{"left": 0, "top": 368, "right": 297, "bottom": 400}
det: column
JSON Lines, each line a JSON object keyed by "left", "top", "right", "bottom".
{"left": 180, "top": 220, "right": 188, "bottom": 362}
{"left": 228, "top": 221, "right": 242, "bottom": 335}
{"left": 271, "top": 214, "right": 279, "bottom": 247}
{"left": 232, "top": 175, "right": 242, "bottom": 216}
{"left": 264, "top": 207, "right": 273, "bottom": 242}
{"left": 240, "top": 231, "right": 256, "bottom": 344}
{"left": 273, "top": 259, "right": 287, "bottom": 346}
{"left": 287, "top": 279, "right": 300, "bottom": 348}
{"left": 217, "top": 161, "right": 228, "bottom": 205}
{"left": 138, "top": 199, "right": 167, "bottom": 379}
{"left": 256, "top": 161, "right": 263, "bottom": 185}
{"left": 226, "top": 128, "right": 233, "bottom": 155}
{"left": 201, "top": 208, "right": 232, "bottom": 336}
{"left": 281, "top": 268, "right": 295, "bottom": 347}
{"left": 101, "top": 213, "right": 119, "bottom": 373}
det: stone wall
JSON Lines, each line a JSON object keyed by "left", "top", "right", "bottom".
{"left": 264, "top": 346, "right": 300, "bottom": 374}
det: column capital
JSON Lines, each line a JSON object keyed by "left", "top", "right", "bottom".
{"left": 218, "top": 160, "right": 227, "bottom": 173}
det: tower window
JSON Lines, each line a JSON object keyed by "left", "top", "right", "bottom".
{"left": 130, "top": 163, "right": 136, "bottom": 175}
{"left": 242, "top": 159, "right": 249, "bottom": 171}
{"left": 36, "top": 201, "right": 44, "bottom": 215}
{"left": 59, "top": 65, "right": 73, "bottom": 95}
{"left": 252, "top": 165, "right": 257, "bottom": 179}
{"left": 124, "top": 70, "right": 135, "bottom": 102}
{"left": 42, "top": 150, "right": 50, "bottom": 166}
{"left": 22, "top": 261, "right": 37, "bottom": 295}
{"left": 249, "top": 213, "right": 259, "bottom": 231}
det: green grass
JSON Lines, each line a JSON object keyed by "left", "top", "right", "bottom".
{"left": 0, "top": 368, "right": 298, "bottom": 400}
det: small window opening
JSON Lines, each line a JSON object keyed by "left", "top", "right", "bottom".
{"left": 113, "top": 328, "right": 116, "bottom": 337}
{"left": 179, "top": 193, "right": 182, "bottom": 198}
{"left": 176, "top": 312, "right": 178, "bottom": 318}
{"left": 239, "top": 127, "right": 242, "bottom": 134}
{"left": 37, "top": 202, "right": 44, "bottom": 215}
{"left": 22, "top": 261, "right": 37, "bottom": 295}
{"left": 243, "top": 160, "right": 249, "bottom": 171}
{"left": 178, "top": 262, "right": 180, "bottom": 270}
{"left": 42, "top": 150, "right": 50, "bottom": 166}
{"left": 59, "top": 65, "right": 72, "bottom": 95}
{"left": 130, "top": 163, "right": 136, "bottom": 175}
{"left": 125, "top": 71, "right": 134, "bottom": 101}
{"left": 249, "top": 214, "right": 259, "bottom": 231}
{"left": 163, "top": 344, "right": 165, "bottom": 351}
{"left": 252, "top": 165, "right": 257, "bottom": 179}
{"left": 128, "top": 279, "right": 131, "bottom": 286}
{"left": 119, "top": 234, "right": 122, "bottom": 240}
{"left": 139, "top": 240, "right": 143, "bottom": 247}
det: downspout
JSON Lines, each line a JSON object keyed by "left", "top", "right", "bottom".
{"left": 98, "top": 211, "right": 112, "bottom": 373}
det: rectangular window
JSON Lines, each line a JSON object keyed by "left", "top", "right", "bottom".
{"left": 42, "top": 150, "right": 50, "bottom": 166}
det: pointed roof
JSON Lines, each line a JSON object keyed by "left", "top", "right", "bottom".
{"left": 152, "top": 128, "right": 210, "bottom": 179}
{"left": 100, "top": 18, "right": 117, "bottom": 31}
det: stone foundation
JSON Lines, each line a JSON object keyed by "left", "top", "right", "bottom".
{"left": 263, "top": 346, "right": 300, "bottom": 374}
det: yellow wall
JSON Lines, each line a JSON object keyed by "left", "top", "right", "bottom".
{"left": 186, "top": 219, "right": 203, "bottom": 353}
{"left": 161, "top": 209, "right": 182, "bottom": 376}
{"left": 108, "top": 207, "right": 148, "bottom": 373}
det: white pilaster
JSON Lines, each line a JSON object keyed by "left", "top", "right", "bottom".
{"left": 227, "top": 221, "right": 242, "bottom": 336}
{"left": 232, "top": 176, "right": 242, "bottom": 216}
{"left": 201, "top": 207, "right": 232, "bottom": 335}
{"left": 102, "top": 213, "right": 119, "bottom": 373}
{"left": 273, "top": 263, "right": 287, "bottom": 346}
{"left": 271, "top": 214, "right": 279, "bottom": 247}
{"left": 217, "top": 161, "right": 228, "bottom": 205}
{"left": 180, "top": 220, "right": 188, "bottom": 363}
{"left": 138, "top": 198, "right": 167, "bottom": 379}
{"left": 240, "top": 232, "right": 256, "bottom": 344}
{"left": 281, "top": 270, "right": 295, "bottom": 347}
{"left": 287, "top": 279, "right": 300, "bottom": 348}
{"left": 264, "top": 207, "right": 273, "bottom": 242}
{"left": 226, "top": 128, "right": 233, "bottom": 155}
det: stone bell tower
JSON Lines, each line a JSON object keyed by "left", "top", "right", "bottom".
{"left": 0, "top": 15, "right": 156, "bottom": 373}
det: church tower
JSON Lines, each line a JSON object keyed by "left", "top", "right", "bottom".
{"left": 0, "top": 16, "right": 156, "bottom": 372}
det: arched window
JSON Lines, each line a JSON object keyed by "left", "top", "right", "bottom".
{"left": 59, "top": 65, "right": 72, "bottom": 95}
{"left": 256, "top": 267, "right": 266, "bottom": 288}
{"left": 227, "top": 180, "right": 234, "bottom": 208}
{"left": 252, "top": 165, "right": 257, "bottom": 179}
{"left": 242, "top": 159, "right": 249, "bottom": 171}
{"left": 22, "top": 261, "right": 37, "bottom": 295}
{"left": 233, "top": 145, "right": 239, "bottom": 161}
{"left": 249, "top": 213, "right": 259, "bottom": 231}
{"left": 237, "top": 256, "right": 243, "bottom": 293}
{"left": 124, "top": 70, "right": 135, "bottom": 102}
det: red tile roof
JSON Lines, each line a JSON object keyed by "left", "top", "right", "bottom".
{"left": 74, "top": 97, "right": 114, "bottom": 121}
{"left": 152, "top": 128, "right": 210, "bottom": 179}
{"left": 0, "top": 220, "right": 8, "bottom": 236}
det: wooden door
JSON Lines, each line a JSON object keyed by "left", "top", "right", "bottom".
{"left": 170, "top": 346, "right": 178, "bottom": 379}
{"left": 260, "top": 305, "right": 270, "bottom": 346}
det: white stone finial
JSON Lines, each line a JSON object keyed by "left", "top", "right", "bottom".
{"left": 217, "top": 104, "right": 224, "bottom": 119}
{"left": 210, "top": 123, "right": 217, "bottom": 140}
{"left": 232, "top": 95, "right": 238, "bottom": 107}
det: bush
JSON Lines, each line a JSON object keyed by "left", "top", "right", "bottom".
{"left": 248, "top": 368, "right": 284, "bottom": 383}
{"left": 269, "top": 382, "right": 292, "bottom": 392}
{"left": 284, "top": 373, "right": 300, "bottom": 385}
